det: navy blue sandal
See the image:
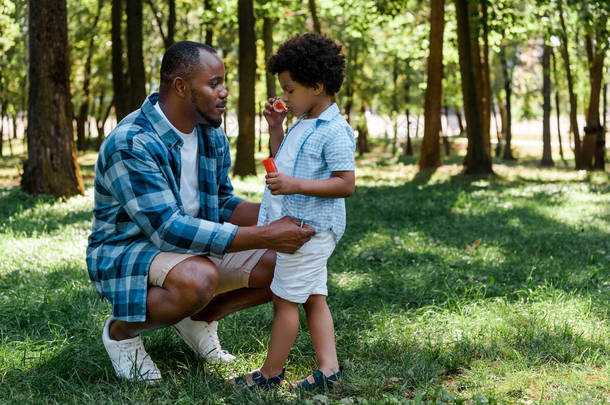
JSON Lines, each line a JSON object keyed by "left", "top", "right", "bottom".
{"left": 295, "top": 367, "right": 343, "bottom": 391}
{"left": 231, "top": 369, "right": 285, "bottom": 390}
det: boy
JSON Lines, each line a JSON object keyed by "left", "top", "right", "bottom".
{"left": 230, "top": 33, "right": 355, "bottom": 391}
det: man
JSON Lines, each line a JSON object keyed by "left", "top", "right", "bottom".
{"left": 86, "top": 41, "right": 314, "bottom": 382}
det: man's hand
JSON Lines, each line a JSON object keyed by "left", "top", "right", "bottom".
{"left": 266, "top": 172, "right": 301, "bottom": 195}
{"left": 265, "top": 216, "right": 315, "bottom": 253}
{"left": 227, "top": 216, "right": 314, "bottom": 254}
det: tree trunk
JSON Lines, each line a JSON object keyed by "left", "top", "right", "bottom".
{"left": 551, "top": 48, "right": 565, "bottom": 162}
{"left": 308, "top": 0, "right": 322, "bottom": 34}
{"left": 419, "top": 0, "right": 444, "bottom": 170}
{"left": 263, "top": 17, "right": 276, "bottom": 101}
{"left": 404, "top": 108, "right": 413, "bottom": 156}
{"left": 500, "top": 41, "right": 514, "bottom": 160}
{"left": 584, "top": 26, "right": 606, "bottom": 171}
{"left": 480, "top": 0, "right": 491, "bottom": 156}
{"left": 203, "top": 0, "right": 214, "bottom": 45}
{"left": 557, "top": 0, "right": 582, "bottom": 168}
{"left": 76, "top": 0, "right": 102, "bottom": 151}
{"left": 22, "top": 0, "right": 84, "bottom": 197}
{"left": 263, "top": 17, "right": 276, "bottom": 156}
{"left": 541, "top": 43, "right": 554, "bottom": 166}
{"left": 455, "top": 106, "right": 464, "bottom": 135}
{"left": 126, "top": 0, "right": 147, "bottom": 111}
{"left": 234, "top": 0, "right": 257, "bottom": 176}
{"left": 455, "top": 0, "right": 492, "bottom": 174}
{"left": 491, "top": 97, "right": 502, "bottom": 157}
{"left": 356, "top": 103, "right": 370, "bottom": 156}
{"left": 391, "top": 56, "right": 399, "bottom": 156}
{"left": 146, "top": 0, "right": 175, "bottom": 49}
{"left": 112, "top": 0, "right": 130, "bottom": 121}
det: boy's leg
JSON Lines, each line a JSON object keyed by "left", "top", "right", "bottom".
{"left": 259, "top": 294, "right": 300, "bottom": 378}
{"left": 303, "top": 294, "right": 339, "bottom": 376}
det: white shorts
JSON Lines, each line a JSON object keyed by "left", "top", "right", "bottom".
{"left": 270, "top": 231, "right": 336, "bottom": 303}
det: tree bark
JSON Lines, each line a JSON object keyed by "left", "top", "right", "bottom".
{"left": 499, "top": 41, "right": 514, "bottom": 160}
{"left": 557, "top": 1, "right": 582, "bottom": 168}
{"left": 541, "top": 42, "right": 554, "bottom": 166}
{"left": 455, "top": 0, "right": 492, "bottom": 174}
{"left": 203, "top": 0, "right": 214, "bottom": 45}
{"left": 76, "top": 0, "right": 102, "bottom": 151}
{"left": 112, "top": 0, "right": 130, "bottom": 121}
{"left": 263, "top": 17, "right": 276, "bottom": 100}
{"left": 583, "top": 25, "right": 606, "bottom": 171}
{"left": 404, "top": 108, "right": 413, "bottom": 156}
{"left": 234, "top": 0, "right": 257, "bottom": 176}
{"left": 308, "top": 0, "right": 322, "bottom": 34}
{"left": 418, "top": 0, "right": 444, "bottom": 170}
{"left": 126, "top": 0, "right": 147, "bottom": 111}
{"left": 22, "top": 0, "right": 84, "bottom": 197}
{"left": 480, "top": 0, "right": 491, "bottom": 156}
{"left": 356, "top": 103, "right": 370, "bottom": 156}
{"left": 146, "top": 0, "right": 175, "bottom": 49}
{"left": 551, "top": 48, "right": 565, "bottom": 162}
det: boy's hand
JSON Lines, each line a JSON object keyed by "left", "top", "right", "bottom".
{"left": 263, "top": 96, "right": 287, "bottom": 129}
{"left": 266, "top": 172, "right": 300, "bottom": 195}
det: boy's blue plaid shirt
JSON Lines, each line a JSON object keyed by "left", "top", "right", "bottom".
{"left": 257, "top": 103, "right": 356, "bottom": 243}
{"left": 86, "top": 93, "right": 242, "bottom": 322}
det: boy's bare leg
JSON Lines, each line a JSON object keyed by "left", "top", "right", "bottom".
{"left": 259, "top": 294, "right": 300, "bottom": 378}
{"left": 303, "top": 294, "right": 339, "bottom": 376}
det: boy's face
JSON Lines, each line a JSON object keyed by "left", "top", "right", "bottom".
{"left": 278, "top": 71, "right": 320, "bottom": 117}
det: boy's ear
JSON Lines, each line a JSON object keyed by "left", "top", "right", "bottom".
{"left": 312, "top": 82, "right": 325, "bottom": 96}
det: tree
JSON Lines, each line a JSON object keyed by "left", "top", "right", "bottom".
{"left": 75, "top": 0, "right": 103, "bottom": 151}
{"left": 234, "top": 0, "right": 257, "bottom": 176}
{"left": 146, "top": 0, "right": 175, "bottom": 49}
{"left": 112, "top": 0, "right": 130, "bottom": 121}
{"left": 308, "top": 0, "right": 322, "bottom": 34}
{"left": 126, "top": 0, "right": 147, "bottom": 111}
{"left": 418, "top": 0, "right": 445, "bottom": 169}
{"left": 455, "top": 0, "right": 492, "bottom": 174}
{"left": 22, "top": 0, "right": 84, "bottom": 197}
{"left": 541, "top": 41, "right": 554, "bottom": 166}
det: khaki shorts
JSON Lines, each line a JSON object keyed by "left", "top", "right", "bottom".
{"left": 148, "top": 249, "right": 267, "bottom": 296}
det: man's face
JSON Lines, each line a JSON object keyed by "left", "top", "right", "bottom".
{"left": 187, "top": 51, "right": 228, "bottom": 128}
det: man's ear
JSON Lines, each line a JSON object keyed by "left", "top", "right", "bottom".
{"left": 173, "top": 76, "right": 190, "bottom": 99}
{"left": 313, "top": 82, "right": 325, "bottom": 96}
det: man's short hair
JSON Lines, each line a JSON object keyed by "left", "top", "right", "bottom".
{"left": 267, "top": 33, "right": 345, "bottom": 96}
{"left": 160, "top": 41, "right": 217, "bottom": 87}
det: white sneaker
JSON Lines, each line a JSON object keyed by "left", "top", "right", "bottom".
{"left": 102, "top": 317, "right": 162, "bottom": 382}
{"left": 172, "top": 317, "right": 236, "bottom": 363}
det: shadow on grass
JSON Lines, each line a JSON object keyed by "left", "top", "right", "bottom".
{"left": 332, "top": 176, "right": 609, "bottom": 316}
{"left": 0, "top": 187, "right": 92, "bottom": 236}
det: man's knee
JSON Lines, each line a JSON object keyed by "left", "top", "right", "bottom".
{"left": 166, "top": 256, "right": 219, "bottom": 311}
{"left": 248, "top": 250, "right": 276, "bottom": 288}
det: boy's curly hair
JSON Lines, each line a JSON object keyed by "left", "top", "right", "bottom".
{"left": 267, "top": 33, "right": 346, "bottom": 96}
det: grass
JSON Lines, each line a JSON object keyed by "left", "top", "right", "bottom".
{"left": 0, "top": 141, "right": 608, "bottom": 404}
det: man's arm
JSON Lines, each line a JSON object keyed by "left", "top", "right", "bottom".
{"left": 228, "top": 201, "right": 260, "bottom": 226}
{"left": 226, "top": 216, "right": 315, "bottom": 253}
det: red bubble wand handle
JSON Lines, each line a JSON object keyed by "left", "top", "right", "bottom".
{"left": 263, "top": 157, "right": 278, "bottom": 173}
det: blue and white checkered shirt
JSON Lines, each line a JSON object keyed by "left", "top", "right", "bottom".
{"left": 257, "top": 103, "right": 355, "bottom": 243}
{"left": 86, "top": 93, "right": 242, "bottom": 322}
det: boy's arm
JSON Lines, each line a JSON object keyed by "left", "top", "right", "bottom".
{"left": 265, "top": 171, "right": 355, "bottom": 198}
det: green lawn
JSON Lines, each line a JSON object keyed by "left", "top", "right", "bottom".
{"left": 0, "top": 145, "right": 608, "bottom": 404}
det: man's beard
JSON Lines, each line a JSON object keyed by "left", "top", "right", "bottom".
{"left": 191, "top": 91, "right": 222, "bottom": 128}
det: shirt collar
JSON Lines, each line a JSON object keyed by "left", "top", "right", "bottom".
{"left": 312, "top": 102, "right": 340, "bottom": 122}
{"left": 141, "top": 92, "right": 184, "bottom": 149}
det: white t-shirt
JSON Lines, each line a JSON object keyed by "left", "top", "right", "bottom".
{"left": 154, "top": 102, "right": 201, "bottom": 218}
{"left": 266, "top": 118, "right": 316, "bottom": 221}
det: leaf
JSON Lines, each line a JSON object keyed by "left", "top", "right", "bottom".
{"left": 466, "top": 238, "right": 482, "bottom": 250}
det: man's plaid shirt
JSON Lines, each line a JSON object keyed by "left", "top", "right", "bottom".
{"left": 86, "top": 93, "right": 242, "bottom": 322}
{"left": 257, "top": 103, "right": 356, "bottom": 243}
